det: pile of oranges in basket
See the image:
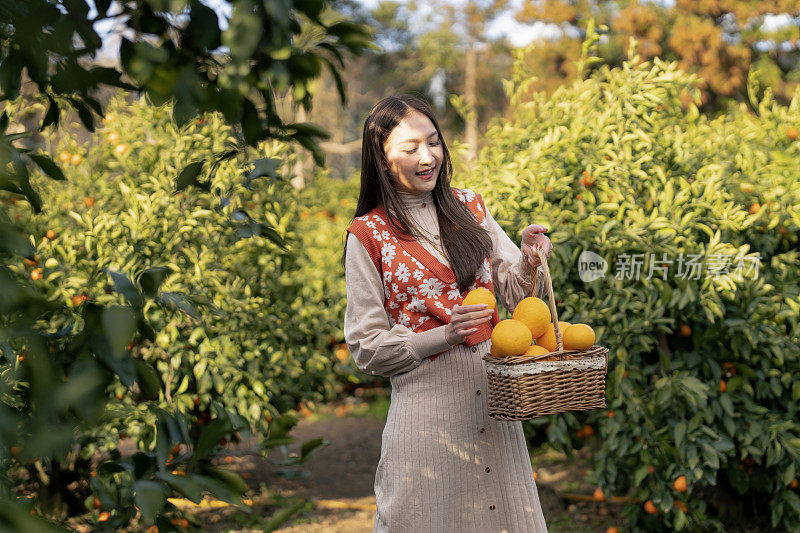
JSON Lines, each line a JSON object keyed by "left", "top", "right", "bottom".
{"left": 462, "top": 288, "right": 596, "bottom": 360}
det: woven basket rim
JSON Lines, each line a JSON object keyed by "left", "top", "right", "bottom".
{"left": 482, "top": 344, "right": 609, "bottom": 366}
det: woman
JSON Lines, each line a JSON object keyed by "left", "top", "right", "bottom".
{"left": 342, "top": 95, "right": 553, "bottom": 532}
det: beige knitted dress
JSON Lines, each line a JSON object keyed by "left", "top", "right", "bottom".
{"left": 344, "top": 189, "right": 548, "bottom": 532}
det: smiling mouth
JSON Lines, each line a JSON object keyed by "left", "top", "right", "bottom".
{"left": 415, "top": 167, "right": 435, "bottom": 177}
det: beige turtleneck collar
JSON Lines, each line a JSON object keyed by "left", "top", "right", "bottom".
{"left": 395, "top": 189, "right": 434, "bottom": 210}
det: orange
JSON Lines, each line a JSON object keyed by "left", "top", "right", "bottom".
{"left": 98, "top": 511, "right": 110, "bottom": 522}
{"left": 787, "top": 125, "right": 799, "bottom": 140}
{"left": 107, "top": 131, "right": 120, "bottom": 143}
{"left": 563, "top": 324, "right": 595, "bottom": 351}
{"left": 31, "top": 268, "right": 43, "bottom": 280}
{"left": 678, "top": 323, "right": 691, "bottom": 337}
{"left": 524, "top": 345, "right": 550, "bottom": 358}
{"left": 115, "top": 143, "right": 128, "bottom": 155}
{"left": 84, "top": 196, "right": 96, "bottom": 207}
{"left": 644, "top": 500, "right": 658, "bottom": 514}
{"left": 606, "top": 528, "right": 620, "bottom": 533}
{"left": 790, "top": 478, "right": 798, "bottom": 489}
{"left": 462, "top": 287, "right": 496, "bottom": 310}
{"left": 535, "top": 323, "right": 557, "bottom": 352}
{"left": 593, "top": 487, "right": 605, "bottom": 501}
{"left": 749, "top": 202, "right": 760, "bottom": 215}
{"left": 490, "top": 319, "right": 532, "bottom": 357}
{"left": 93, "top": 497, "right": 102, "bottom": 509}
{"left": 719, "top": 379, "right": 727, "bottom": 392}
{"left": 58, "top": 151, "right": 71, "bottom": 162}
{"left": 70, "top": 153, "right": 82, "bottom": 165}
{"left": 673, "top": 475, "right": 687, "bottom": 492}
{"left": 512, "top": 296, "right": 550, "bottom": 337}
{"left": 45, "top": 229, "right": 56, "bottom": 239}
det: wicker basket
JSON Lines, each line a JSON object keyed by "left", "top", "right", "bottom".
{"left": 482, "top": 247, "right": 608, "bottom": 421}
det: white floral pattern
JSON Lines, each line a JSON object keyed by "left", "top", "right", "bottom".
{"left": 396, "top": 263, "right": 410, "bottom": 282}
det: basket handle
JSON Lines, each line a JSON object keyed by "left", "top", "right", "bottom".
{"left": 530, "top": 247, "right": 563, "bottom": 353}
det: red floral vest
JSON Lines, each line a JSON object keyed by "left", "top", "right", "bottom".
{"left": 346, "top": 187, "right": 500, "bottom": 356}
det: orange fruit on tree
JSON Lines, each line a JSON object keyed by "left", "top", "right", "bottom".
{"left": 462, "top": 287, "right": 496, "bottom": 310}
{"left": 673, "top": 475, "right": 687, "bottom": 492}
{"left": 673, "top": 501, "right": 688, "bottom": 512}
{"left": 58, "top": 151, "right": 71, "bottom": 162}
{"left": 580, "top": 171, "right": 595, "bottom": 188}
{"left": 593, "top": 487, "right": 606, "bottom": 501}
{"left": 70, "top": 153, "right": 82, "bottom": 165}
{"left": 512, "top": 296, "right": 550, "bottom": 337}
{"left": 98, "top": 511, "right": 110, "bottom": 522}
{"left": 93, "top": 496, "right": 102, "bottom": 509}
{"left": 787, "top": 125, "right": 799, "bottom": 140}
{"left": 45, "top": 229, "right": 56, "bottom": 239}
{"left": 71, "top": 294, "right": 87, "bottom": 306}
{"left": 84, "top": 196, "right": 96, "bottom": 207}
{"left": 647, "top": 465, "right": 655, "bottom": 474}
{"left": 581, "top": 425, "right": 594, "bottom": 438}
{"left": 749, "top": 202, "right": 760, "bottom": 215}
{"left": 31, "top": 268, "right": 43, "bottom": 280}
{"left": 102, "top": 113, "right": 116, "bottom": 123}
{"left": 678, "top": 323, "right": 691, "bottom": 337}
{"left": 644, "top": 500, "right": 658, "bottom": 514}
{"left": 491, "top": 319, "right": 532, "bottom": 357}
{"left": 563, "top": 324, "right": 595, "bottom": 351}
{"left": 115, "top": 143, "right": 128, "bottom": 155}
{"left": 606, "top": 528, "right": 620, "bottom": 533}
{"left": 107, "top": 131, "right": 121, "bottom": 143}
{"left": 790, "top": 478, "right": 798, "bottom": 489}
{"left": 719, "top": 379, "right": 727, "bottom": 392}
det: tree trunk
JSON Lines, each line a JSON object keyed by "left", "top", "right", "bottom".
{"left": 464, "top": 45, "right": 478, "bottom": 162}
{"left": 291, "top": 106, "right": 307, "bottom": 190}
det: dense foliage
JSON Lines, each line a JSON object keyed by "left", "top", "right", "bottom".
{"left": 461, "top": 35, "right": 800, "bottom": 530}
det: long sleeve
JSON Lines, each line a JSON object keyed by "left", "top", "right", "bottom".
{"left": 484, "top": 206, "right": 547, "bottom": 313}
{"left": 344, "top": 232, "right": 453, "bottom": 377}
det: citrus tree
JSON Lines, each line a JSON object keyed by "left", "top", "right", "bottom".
{"left": 461, "top": 28, "right": 800, "bottom": 531}
{"left": 1, "top": 0, "right": 371, "bottom": 530}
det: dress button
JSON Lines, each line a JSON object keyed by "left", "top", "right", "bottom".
{"left": 485, "top": 467, "right": 491, "bottom": 473}
{"left": 471, "top": 346, "right": 477, "bottom": 353}
{"left": 476, "top": 389, "right": 482, "bottom": 395}
{"left": 434, "top": 235, "right": 439, "bottom": 240}
{"left": 489, "top": 505, "right": 496, "bottom": 511}
{"left": 421, "top": 202, "right": 426, "bottom": 207}
{"left": 479, "top": 427, "right": 485, "bottom": 433}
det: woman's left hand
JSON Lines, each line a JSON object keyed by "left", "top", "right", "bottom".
{"left": 521, "top": 224, "right": 552, "bottom": 269}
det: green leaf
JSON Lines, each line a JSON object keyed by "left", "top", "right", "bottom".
{"left": 155, "top": 292, "right": 200, "bottom": 319}
{"left": 295, "top": 437, "right": 327, "bottom": 465}
{"left": 204, "top": 465, "right": 248, "bottom": 494}
{"left": 29, "top": 154, "right": 66, "bottom": 181}
{"left": 175, "top": 161, "right": 206, "bottom": 192}
{"left": 40, "top": 94, "right": 60, "bottom": 130}
{"left": 137, "top": 266, "right": 173, "bottom": 297}
{"left": 133, "top": 480, "right": 166, "bottom": 524}
{"left": 155, "top": 472, "right": 203, "bottom": 504}
{"left": 134, "top": 360, "right": 162, "bottom": 400}
{"left": 193, "top": 419, "right": 230, "bottom": 461}
{"left": 106, "top": 269, "right": 144, "bottom": 307}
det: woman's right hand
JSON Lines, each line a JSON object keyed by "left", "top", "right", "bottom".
{"left": 445, "top": 304, "right": 494, "bottom": 346}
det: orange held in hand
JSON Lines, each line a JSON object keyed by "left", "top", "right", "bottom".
{"left": 490, "top": 319, "right": 532, "bottom": 357}
{"left": 462, "top": 287, "right": 496, "bottom": 310}
{"left": 512, "top": 296, "right": 550, "bottom": 337}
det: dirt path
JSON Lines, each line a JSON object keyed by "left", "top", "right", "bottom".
{"left": 192, "top": 399, "right": 626, "bottom": 532}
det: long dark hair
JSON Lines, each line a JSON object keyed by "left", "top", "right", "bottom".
{"left": 341, "top": 95, "right": 492, "bottom": 294}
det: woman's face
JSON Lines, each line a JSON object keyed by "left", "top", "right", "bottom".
{"left": 382, "top": 109, "right": 443, "bottom": 195}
